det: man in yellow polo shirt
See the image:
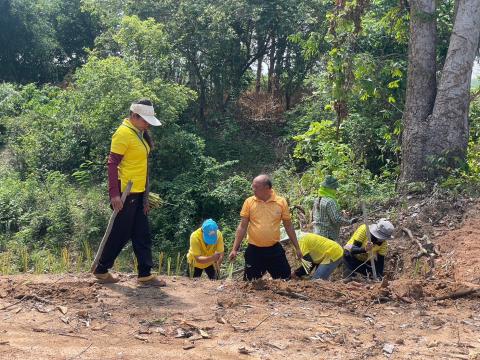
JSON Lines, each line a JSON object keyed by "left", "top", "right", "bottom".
{"left": 187, "top": 219, "right": 224, "bottom": 279}
{"left": 291, "top": 233, "right": 343, "bottom": 280}
{"left": 229, "top": 174, "right": 302, "bottom": 280}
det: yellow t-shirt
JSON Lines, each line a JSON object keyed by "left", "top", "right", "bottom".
{"left": 240, "top": 191, "right": 291, "bottom": 247}
{"left": 110, "top": 119, "right": 150, "bottom": 193}
{"left": 345, "top": 224, "right": 388, "bottom": 261}
{"left": 299, "top": 233, "right": 343, "bottom": 264}
{"left": 187, "top": 228, "right": 225, "bottom": 269}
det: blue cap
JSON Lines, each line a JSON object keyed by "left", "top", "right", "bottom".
{"left": 202, "top": 219, "right": 218, "bottom": 245}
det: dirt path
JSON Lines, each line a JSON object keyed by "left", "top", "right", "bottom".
{"left": 0, "top": 273, "right": 479, "bottom": 360}
{"left": 2, "top": 206, "right": 480, "bottom": 359}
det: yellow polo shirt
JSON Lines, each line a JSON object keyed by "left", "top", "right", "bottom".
{"left": 111, "top": 119, "right": 150, "bottom": 193}
{"left": 240, "top": 191, "right": 291, "bottom": 247}
{"left": 187, "top": 228, "right": 224, "bottom": 269}
{"left": 345, "top": 224, "right": 388, "bottom": 261}
{"left": 299, "top": 233, "right": 343, "bottom": 264}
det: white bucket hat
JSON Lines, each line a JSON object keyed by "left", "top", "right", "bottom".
{"left": 369, "top": 219, "right": 394, "bottom": 240}
{"left": 130, "top": 103, "right": 162, "bottom": 126}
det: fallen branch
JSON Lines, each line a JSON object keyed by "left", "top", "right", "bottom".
{"left": 250, "top": 314, "right": 273, "bottom": 331}
{"left": 68, "top": 343, "right": 92, "bottom": 360}
{"left": 313, "top": 283, "right": 349, "bottom": 297}
{"left": 402, "top": 228, "right": 431, "bottom": 258}
{"left": 429, "top": 288, "right": 480, "bottom": 301}
{"left": 0, "top": 295, "right": 27, "bottom": 311}
{"left": 32, "top": 328, "right": 89, "bottom": 340}
{"left": 14, "top": 294, "right": 52, "bottom": 304}
{"left": 274, "top": 290, "right": 308, "bottom": 301}
{"left": 233, "top": 314, "right": 273, "bottom": 332}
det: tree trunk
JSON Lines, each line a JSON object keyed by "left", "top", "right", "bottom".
{"left": 256, "top": 55, "right": 263, "bottom": 93}
{"left": 274, "top": 36, "right": 287, "bottom": 98}
{"left": 267, "top": 33, "right": 276, "bottom": 94}
{"left": 399, "top": 0, "right": 437, "bottom": 184}
{"left": 425, "top": 0, "right": 480, "bottom": 176}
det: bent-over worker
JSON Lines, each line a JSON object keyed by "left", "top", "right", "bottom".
{"left": 343, "top": 219, "right": 394, "bottom": 279}
{"left": 291, "top": 233, "right": 343, "bottom": 280}
{"left": 187, "top": 219, "right": 224, "bottom": 279}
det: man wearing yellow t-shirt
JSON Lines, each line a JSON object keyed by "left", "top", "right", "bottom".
{"left": 291, "top": 233, "right": 343, "bottom": 280}
{"left": 187, "top": 219, "right": 224, "bottom": 279}
{"left": 343, "top": 219, "right": 394, "bottom": 279}
{"left": 229, "top": 174, "right": 302, "bottom": 280}
{"left": 93, "top": 99, "right": 165, "bottom": 287}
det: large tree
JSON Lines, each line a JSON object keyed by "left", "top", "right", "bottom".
{"left": 0, "top": 0, "right": 99, "bottom": 84}
{"left": 400, "top": 0, "right": 480, "bottom": 184}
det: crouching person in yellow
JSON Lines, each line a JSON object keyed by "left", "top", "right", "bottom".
{"left": 187, "top": 219, "right": 224, "bottom": 280}
{"left": 343, "top": 219, "right": 394, "bottom": 279}
{"left": 291, "top": 233, "right": 343, "bottom": 280}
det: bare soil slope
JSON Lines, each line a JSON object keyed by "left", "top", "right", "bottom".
{"left": 1, "top": 205, "right": 480, "bottom": 359}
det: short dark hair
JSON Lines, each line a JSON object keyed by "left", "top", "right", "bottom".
{"left": 257, "top": 174, "right": 272, "bottom": 188}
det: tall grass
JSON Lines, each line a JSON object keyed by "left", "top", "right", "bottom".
{"left": 158, "top": 252, "right": 164, "bottom": 275}
{"left": 34, "top": 254, "right": 45, "bottom": 274}
{"left": 175, "top": 252, "right": 185, "bottom": 275}
{"left": 76, "top": 253, "right": 84, "bottom": 272}
{"left": 0, "top": 244, "right": 193, "bottom": 277}
{"left": 20, "top": 246, "right": 29, "bottom": 273}
{"left": 227, "top": 263, "right": 234, "bottom": 279}
{"left": 0, "top": 251, "right": 12, "bottom": 275}
{"left": 133, "top": 254, "right": 138, "bottom": 273}
{"left": 61, "top": 247, "right": 71, "bottom": 272}
{"left": 82, "top": 239, "right": 93, "bottom": 266}
{"left": 167, "top": 256, "right": 171, "bottom": 276}
{"left": 47, "top": 251, "right": 55, "bottom": 273}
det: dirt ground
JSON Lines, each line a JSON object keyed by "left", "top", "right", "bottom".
{"left": 2, "top": 201, "right": 480, "bottom": 359}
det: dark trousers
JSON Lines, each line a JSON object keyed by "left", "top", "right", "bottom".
{"left": 244, "top": 243, "right": 291, "bottom": 281}
{"left": 95, "top": 193, "right": 153, "bottom": 277}
{"left": 190, "top": 265, "right": 217, "bottom": 280}
{"left": 343, "top": 253, "right": 370, "bottom": 278}
{"left": 294, "top": 254, "right": 316, "bottom": 277}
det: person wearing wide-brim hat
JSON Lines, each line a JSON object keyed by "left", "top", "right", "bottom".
{"left": 343, "top": 219, "right": 394, "bottom": 279}
{"left": 93, "top": 99, "right": 166, "bottom": 287}
{"left": 187, "top": 219, "right": 225, "bottom": 280}
{"left": 312, "top": 175, "right": 357, "bottom": 242}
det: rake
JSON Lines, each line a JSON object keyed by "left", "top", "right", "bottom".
{"left": 90, "top": 181, "right": 133, "bottom": 273}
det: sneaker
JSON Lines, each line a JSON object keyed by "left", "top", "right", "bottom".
{"left": 137, "top": 275, "right": 166, "bottom": 287}
{"left": 93, "top": 272, "right": 120, "bottom": 284}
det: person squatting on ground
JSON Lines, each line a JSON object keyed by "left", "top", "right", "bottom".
{"left": 229, "top": 174, "right": 303, "bottom": 280}
{"left": 291, "top": 233, "right": 344, "bottom": 280}
{"left": 312, "top": 175, "right": 357, "bottom": 242}
{"left": 93, "top": 99, "right": 166, "bottom": 287}
{"left": 343, "top": 219, "right": 394, "bottom": 279}
{"left": 187, "top": 219, "right": 224, "bottom": 280}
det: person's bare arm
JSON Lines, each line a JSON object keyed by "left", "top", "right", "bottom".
{"left": 216, "top": 252, "right": 224, "bottom": 267}
{"left": 195, "top": 253, "right": 221, "bottom": 264}
{"left": 229, "top": 217, "right": 249, "bottom": 261}
{"left": 283, "top": 219, "right": 302, "bottom": 260}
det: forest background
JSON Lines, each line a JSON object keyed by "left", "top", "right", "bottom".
{"left": 0, "top": 0, "right": 479, "bottom": 275}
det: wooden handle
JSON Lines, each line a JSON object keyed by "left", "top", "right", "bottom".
{"left": 90, "top": 181, "right": 133, "bottom": 273}
{"left": 361, "top": 201, "right": 378, "bottom": 280}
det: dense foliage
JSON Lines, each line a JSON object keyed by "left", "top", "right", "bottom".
{"left": 0, "top": 0, "right": 479, "bottom": 273}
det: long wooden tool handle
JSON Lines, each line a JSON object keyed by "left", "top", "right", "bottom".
{"left": 214, "top": 261, "right": 221, "bottom": 280}
{"left": 361, "top": 201, "right": 378, "bottom": 281}
{"left": 90, "top": 181, "right": 133, "bottom": 273}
